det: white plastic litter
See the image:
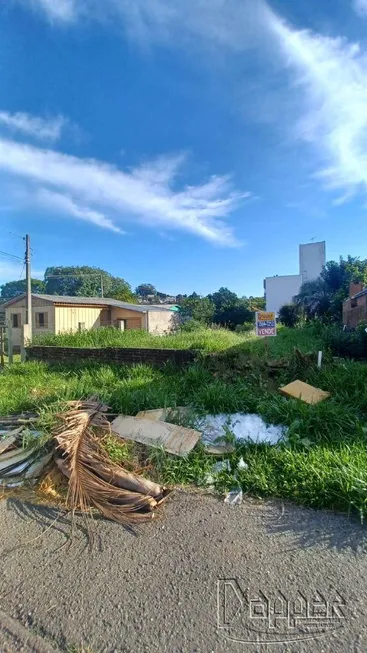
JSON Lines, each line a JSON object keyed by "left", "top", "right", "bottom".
{"left": 237, "top": 457, "right": 249, "bottom": 471}
{"left": 212, "top": 460, "right": 231, "bottom": 474}
{"left": 199, "top": 413, "right": 285, "bottom": 446}
{"left": 204, "top": 473, "right": 215, "bottom": 487}
{"left": 224, "top": 489, "right": 243, "bottom": 505}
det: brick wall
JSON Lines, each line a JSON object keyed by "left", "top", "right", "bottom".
{"left": 26, "top": 345, "right": 197, "bottom": 367}
{"left": 343, "top": 294, "right": 367, "bottom": 328}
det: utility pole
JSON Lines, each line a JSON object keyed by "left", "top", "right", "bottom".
{"left": 101, "top": 274, "right": 104, "bottom": 298}
{"left": 25, "top": 234, "right": 32, "bottom": 340}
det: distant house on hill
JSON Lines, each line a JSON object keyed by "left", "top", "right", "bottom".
{"left": 343, "top": 283, "right": 367, "bottom": 328}
{"left": 3, "top": 294, "right": 178, "bottom": 352}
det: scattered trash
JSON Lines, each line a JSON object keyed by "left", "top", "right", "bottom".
{"left": 279, "top": 380, "right": 330, "bottom": 404}
{"left": 111, "top": 415, "right": 201, "bottom": 456}
{"left": 199, "top": 413, "right": 285, "bottom": 446}
{"left": 204, "top": 473, "right": 215, "bottom": 487}
{"left": 55, "top": 400, "right": 170, "bottom": 526}
{"left": 298, "top": 437, "right": 313, "bottom": 449}
{"left": 0, "top": 415, "right": 52, "bottom": 487}
{"left": 135, "top": 407, "right": 190, "bottom": 423}
{"left": 237, "top": 457, "right": 249, "bottom": 471}
{"left": 224, "top": 488, "right": 243, "bottom": 505}
{"left": 204, "top": 443, "right": 236, "bottom": 456}
{"left": 212, "top": 459, "right": 231, "bottom": 474}
{"left": 0, "top": 433, "right": 17, "bottom": 455}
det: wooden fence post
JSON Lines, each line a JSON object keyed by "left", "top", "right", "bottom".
{"left": 8, "top": 322, "right": 13, "bottom": 364}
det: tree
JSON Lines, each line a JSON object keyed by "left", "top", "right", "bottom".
{"left": 293, "top": 279, "right": 331, "bottom": 320}
{"left": 180, "top": 295, "right": 215, "bottom": 325}
{"left": 248, "top": 296, "right": 266, "bottom": 311}
{"left": 321, "top": 256, "right": 367, "bottom": 321}
{"left": 136, "top": 284, "right": 157, "bottom": 298}
{"left": 1, "top": 278, "right": 45, "bottom": 299}
{"left": 292, "top": 256, "right": 367, "bottom": 324}
{"left": 214, "top": 299, "right": 253, "bottom": 329}
{"left": 44, "top": 266, "right": 135, "bottom": 302}
{"left": 278, "top": 304, "right": 300, "bottom": 328}
{"left": 207, "top": 288, "right": 254, "bottom": 328}
{"left": 209, "top": 287, "right": 238, "bottom": 311}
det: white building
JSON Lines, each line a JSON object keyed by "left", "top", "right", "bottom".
{"left": 264, "top": 242, "right": 326, "bottom": 314}
{"left": 299, "top": 241, "right": 326, "bottom": 284}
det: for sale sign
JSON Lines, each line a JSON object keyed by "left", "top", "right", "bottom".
{"left": 256, "top": 311, "right": 277, "bottom": 337}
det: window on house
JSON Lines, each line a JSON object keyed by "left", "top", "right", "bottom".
{"left": 11, "top": 313, "right": 21, "bottom": 328}
{"left": 351, "top": 298, "right": 358, "bottom": 308}
{"left": 35, "top": 312, "right": 48, "bottom": 328}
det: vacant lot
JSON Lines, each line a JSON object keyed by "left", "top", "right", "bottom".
{"left": 2, "top": 325, "right": 367, "bottom": 520}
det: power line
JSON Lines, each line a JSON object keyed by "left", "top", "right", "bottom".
{"left": 18, "top": 263, "right": 26, "bottom": 281}
{"left": 45, "top": 273, "right": 105, "bottom": 278}
{"left": 7, "top": 230, "right": 24, "bottom": 240}
{"left": 0, "top": 250, "right": 23, "bottom": 261}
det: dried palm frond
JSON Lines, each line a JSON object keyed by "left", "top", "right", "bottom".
{"left": 54, "top": 399, "right": 167, "bottom": 525}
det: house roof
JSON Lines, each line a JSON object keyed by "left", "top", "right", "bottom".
{"left": 353, "top": 288, "right": 367, "bottom": 300}
{"left": 2, "top": 294, "right": 174, "bottom": 312}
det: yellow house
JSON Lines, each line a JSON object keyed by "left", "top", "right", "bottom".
{"left": 4, "top": 294, "right": 178, "bottom": 351}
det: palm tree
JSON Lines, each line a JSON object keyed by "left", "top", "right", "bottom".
{"left": 293, "top": 279, "right": 331, "bottom": 319}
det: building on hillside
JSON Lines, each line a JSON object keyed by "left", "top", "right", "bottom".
{"left": 264, "top": 241, "right": 326, "bottom": 315}
{"left": 342, "top": 283, "right": 367, "bottom": 328}
{"left": 3, "top": 294, "right": 179, "bottom": 352}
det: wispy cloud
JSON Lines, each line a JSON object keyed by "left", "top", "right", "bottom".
{"left": 353, "top": 0, "right": 367, "bottom": 17}
{"left": 0, "top": 138, "right": 247, "bottom": 244}
{"left": 0, "top": 111, "right": 67, "bottom": 142}
{"left": 20, "top": 0, "right": 269, "bottom": 51}
{"left": 36, "top": 188, "right": 124, "bottom": 233}
{"left": 27, "top": 0, "right": 77, "bottom": 23}
{"left": 16, "top": 0, "right": 367, "bottom": 213}
{"left": 264, "top": 10, "right": 367, "bottom": 201}
{"left": 114, "top": 0, "right": 268, "bottom": 51}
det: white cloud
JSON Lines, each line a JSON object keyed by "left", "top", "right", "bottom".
{"left": 263, "top": 9, "right": 367, "bottom": 201}
{"left": 0, "top": 260, "right": 44, "bottom": 285}
{"left": 27, "top": 0, "right": 77, "bottom": 22}
{"left": 113, "top": 0, "right": 267, "bottom": 50}
{"left": 36, "top": 188, "right": 124, "bottom": 233}
{"left": 20, "top": 0, "right": 270, "bottom": 51}
{"left": 0, "top": 111, "right": 67, "bottom": 142}
{"left": 353, "top": 0, "right": 367, "bottom": 17}
{"left": 0, "top": 138, "right": 247, "bottom": 244}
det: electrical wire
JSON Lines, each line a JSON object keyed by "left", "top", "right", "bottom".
{"left": 0, "top": 250, "right": 23, "bottom": 261}
{"left": 7, "top": 231, "right": 24, "bottom": 240}
{"left": 18, "top": 263, "right": 26, "bottom": 281}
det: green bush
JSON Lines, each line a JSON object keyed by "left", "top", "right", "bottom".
{"left": 322, "top": 323, "right": 367, "bottom": 360}
{"left": 278, "top": 304, "right": 300, "bottom": 328}
{"left": 180, "top": 319, "right": 204, "bottom": 332}
{"left": 235, "top": 322, "right": 255, "bottom": 334}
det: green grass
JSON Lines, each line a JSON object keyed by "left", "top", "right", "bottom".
{"left": 32, "top": 322, "right": 329, "bottom": 360}
{"left": 33, "top": 326, "right": 252, "bottom": 352}
{"left": 4, "top": 324, "right": 367, "bottom": 521}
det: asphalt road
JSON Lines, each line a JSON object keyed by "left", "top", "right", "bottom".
{"left": 0, "top": 490, "right": 366, "bottom": 653}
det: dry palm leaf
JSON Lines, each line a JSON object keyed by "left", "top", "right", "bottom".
{"left": 54, "top": 399, "right": 167, "bottom": 525}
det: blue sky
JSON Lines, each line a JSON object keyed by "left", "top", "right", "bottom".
{"left": 2, "top": 0, "right": 367, "bottom": 296}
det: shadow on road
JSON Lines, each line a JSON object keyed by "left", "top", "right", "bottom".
{"left": 262, "top": 500, "right": 367, "bottom": 553}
